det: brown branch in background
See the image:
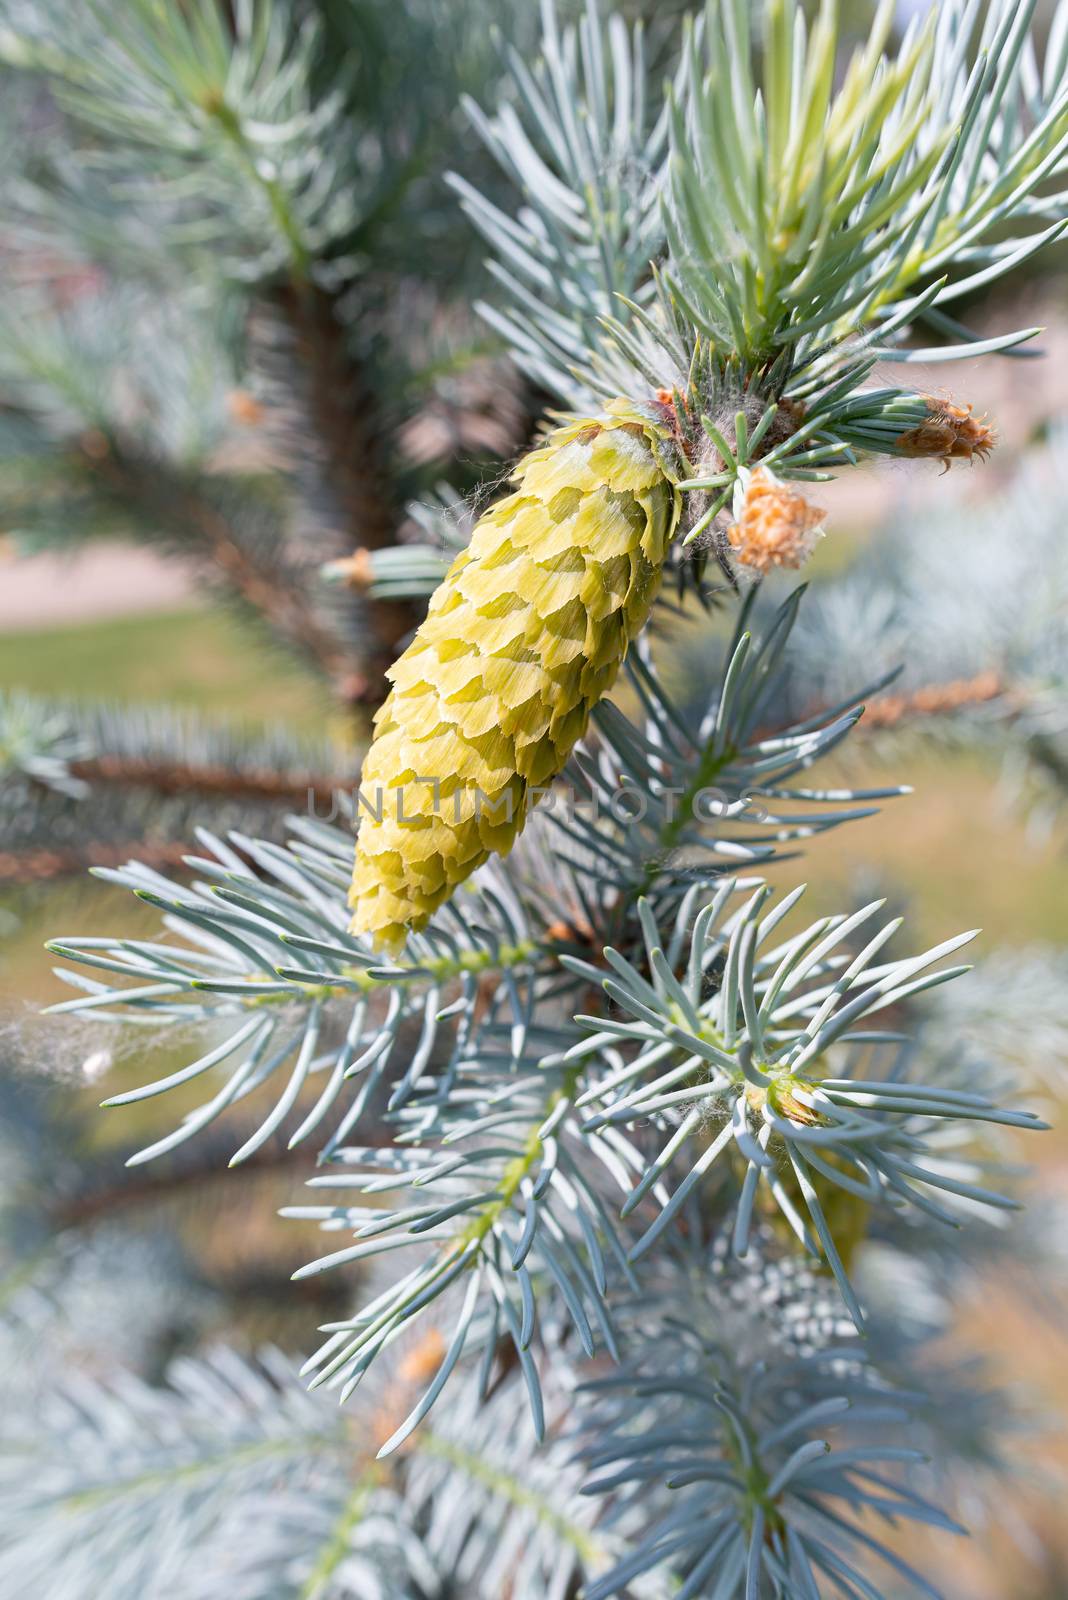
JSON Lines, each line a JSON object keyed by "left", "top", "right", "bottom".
{"left": 859, "top": 669, "right": 1006, "bottom": 728}
{"left": 78, "top": 278, "right": 427, "bottom": 715}
{"left": 275, "top": 285, "right": 397, "bottom": 549}
{"left": 274, "top": 283, "right": 421, "bottom": 701}
{"left": 79, "top": 434, "right": 353, "bottom": 686}
{"left": 751, "top": 672, "right": 1010, "bottom": 746}
{"left": 67, "top": 754, "right": 347, "bottom": 805}
{"left": 48, "top": 1136, "right": 383, "bottom": 1312}
{"left": 0, "top": 839, "right": 193, "bottom": 885}
{"left": 51, "top": 1139, "right": 318, "bottom": 1231}
{"left": 171, "top": 475, "right": 354, "bottom": 680}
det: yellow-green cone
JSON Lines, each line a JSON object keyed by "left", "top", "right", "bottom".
{"left": 349, "top": 401, "right": 682, "bottom": 953}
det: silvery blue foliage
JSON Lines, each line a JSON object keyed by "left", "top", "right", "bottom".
{"left": 449, "top": 0, "right": 685, "bottom": 406}
{"left": 788, "top": 428, "right": 1068, "bottom": 696}
{"left": 31, "top": 579, "right": 1051, "bottom": 1593}
{"left": 22, "top": 567, "right": 1055, "bottom": 1593}
{"left": 784, "top": 427, "right": 1068, "bottom": 831}
{"left": 0, "top": 689, "right": 90, "bottom": 801}
{"left": 4, "top": 0, "right": 1068, "bottom": 1595}
{"left": 0, "top": 285, "right": 239, "bottom": 484}
{"left": 579, "top": 1289, "right": 962, "bottom": 1600}
{"left": 565, "top": 880, "right": 1043, "bottom": 1325}
{"left": 0, "top": 1223, "right": 216, "bottom": 1404}
{"left": 918, "top": 942, "right": 1068, "bottom": 1102}
{"left": 0, "top": 0, "right": 380, "bottom": 279}
{"left": 0, "top": 1343, "right": 441, "bottom": 1600}
{"left": 402, "top": 1355, "right": 630, "bottom": 1599}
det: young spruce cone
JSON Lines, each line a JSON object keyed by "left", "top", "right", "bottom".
{"left": 349, "top": 402, "right": 681, "bottom": 953}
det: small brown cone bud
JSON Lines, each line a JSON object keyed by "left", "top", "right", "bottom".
{"left": 321, "top": 548, "right": 375, "bottom": 590}
{"left": 226, "top": 389, "right": 266, "bottom": 427}
{"left": 895, "top": 397, "right": 995, "bottom": 470}
{"left": 396, "top": 1328, "right": 447, "bottom": 1385}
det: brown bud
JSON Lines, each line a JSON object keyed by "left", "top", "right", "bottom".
{"left": 545, "top": 917, "right": 596, "bottom": 948}
{"left": 322, "top": 548, "right": 375, "bottom": 591}
{"left": 226, "top": 389, "right": 266, "bottom": 427}
{"left": 896, "top": 397, "right": 995, "bottom": 472}
{"left": 396, "top": 1327, "right": 447, "bottom": 1385}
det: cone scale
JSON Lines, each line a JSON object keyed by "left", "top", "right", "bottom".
{"left": 349, "top": 402, "right": 682, "bottom": 953}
